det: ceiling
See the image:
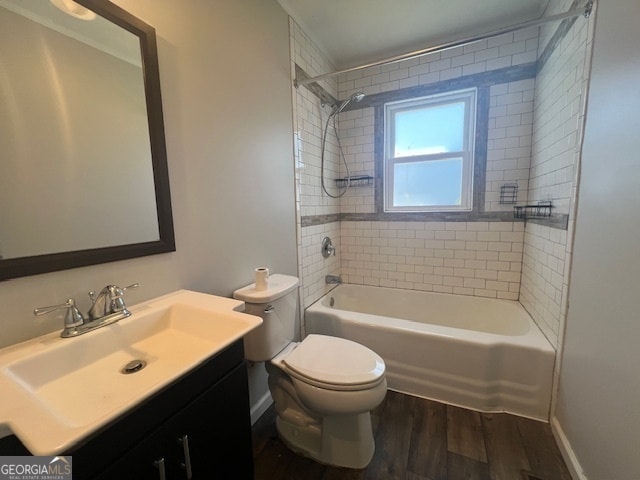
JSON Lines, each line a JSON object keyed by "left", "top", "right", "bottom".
{"left": 277, "top": 0, "right": 550, "bottom": 70}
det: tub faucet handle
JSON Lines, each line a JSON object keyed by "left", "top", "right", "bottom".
{"left": 321, "top": 236, "right": 336, "bottom": 258}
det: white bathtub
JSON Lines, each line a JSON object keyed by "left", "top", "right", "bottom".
{"left": 305, "top": 284, "right": 555, "bottom": 420}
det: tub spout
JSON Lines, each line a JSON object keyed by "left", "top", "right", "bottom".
{"left": 325, "top": 275, "right": 342, "bottom": 285}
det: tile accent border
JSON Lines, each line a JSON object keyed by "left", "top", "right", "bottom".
{"left": 294, "top": 64, "right": 337, "bottom": 107}
{"left": 301, "top": 213, "right": 339, "bottom": 227}
{"left": 341, "top": 211, "right": 517, "bottom": 222}
{"left": 527, "top": 214, "right": 569, "bottom": 230}
{"left": 357, "top": 63, "right": 537, "bottom": 109}
{"left": 537, "top": 0, "right": 583, "bottom": 74}
{"left": 302, "top": 210, "right": 569, "bottom": 230}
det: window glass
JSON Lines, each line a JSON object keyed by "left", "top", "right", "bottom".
{"left": 384, "top": 89, "right": 476, "bottom": 212}
{"left": 394, "top": 102, "right": 465, "bottom": 157}
{"left": 393, "top": 158, "right": 463, "bottom": 207}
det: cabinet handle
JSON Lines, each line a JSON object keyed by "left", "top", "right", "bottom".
{"left": 153, "top": 457, "right": 166, "bottom": 480}
{"left": 178, "top": 434, "right": 193, "bottom": 479}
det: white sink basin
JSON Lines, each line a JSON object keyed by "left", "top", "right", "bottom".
{"left": 0, "top": 290, "right": 261, "bottom": 455}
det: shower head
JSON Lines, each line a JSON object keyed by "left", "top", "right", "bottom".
{"left": 332, "top": 92, "right": 365, "bottom": 115}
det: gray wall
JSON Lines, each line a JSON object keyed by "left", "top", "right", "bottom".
{"left": 0, "top": 0, "right": 297, "bottom": 412}
{"left": 555, "top": 1, "right": 640, "bottom": 478}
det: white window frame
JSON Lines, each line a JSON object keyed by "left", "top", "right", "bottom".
{"left": 383, "top": 88, "right": 477, "bottom": 212}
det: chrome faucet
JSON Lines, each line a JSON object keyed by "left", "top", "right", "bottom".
{"left": 34, "top": 283, "right": 139, "bottom": 338}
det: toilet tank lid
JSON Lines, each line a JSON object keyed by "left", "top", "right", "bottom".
{"left": 233, "top": 274, "right": 299, "bottom": 303}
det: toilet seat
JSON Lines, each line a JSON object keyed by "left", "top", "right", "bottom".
{"left": 282, "top": 334, "right": 385, "bottom": 391}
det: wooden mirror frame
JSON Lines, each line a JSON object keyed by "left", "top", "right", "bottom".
{"left": 0, "top": 0, "right": 175, "bottom": 281}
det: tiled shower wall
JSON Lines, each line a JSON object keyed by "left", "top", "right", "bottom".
{"left": 520, "top": 0, "right": 595, "bottom": 349}
{"left": 289, "top": 18, "right": 343, "bottom": 309}
{"left": 341, "top": 221, "right": 523, "bottom": 298}
{"left": 291, "top": 3, "right": 594, "bottom": 349}
{"left": 292, "top": 21, "right": 542, "bottom": 307}
{"left": 335, "top": 28, "right": 541, "bottom": 300}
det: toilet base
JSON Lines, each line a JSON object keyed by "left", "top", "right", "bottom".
{"left": 276, "top": 412, "right": 375, "bottom": 469}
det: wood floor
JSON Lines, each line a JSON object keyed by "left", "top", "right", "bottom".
{"left": 252, "top": 390, "right": 572, "bottom": 480}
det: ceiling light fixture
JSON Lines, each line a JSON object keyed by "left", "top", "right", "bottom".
{"left": 49, "top": 0, "right": 96, "bottom": 20}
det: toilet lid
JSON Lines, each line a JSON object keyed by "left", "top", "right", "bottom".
{"left": 283, "top": 334, "right": 385, "bottom": 387}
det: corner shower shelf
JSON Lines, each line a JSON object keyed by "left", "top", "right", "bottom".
{"left": 514, "top": 201, "right": 553, "bottom": 220}
{"left": 335, "top": 175, "right": 374, "bottom": 188}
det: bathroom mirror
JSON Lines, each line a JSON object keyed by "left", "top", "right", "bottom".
{"left": 0, "top": 0, "right": 175, "bottom": 281}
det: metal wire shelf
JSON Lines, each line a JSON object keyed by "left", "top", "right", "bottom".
{"left": 514, "top": 201, "right": 553, "bottom": 220}
{"left": 500, "top": 184, "right": 519, "bottom": 204}
{"left": 335, "top": 175, "right": 374, "bottom": 188}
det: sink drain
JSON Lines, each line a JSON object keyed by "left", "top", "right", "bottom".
{"left": 121, "top": 359, "right": 147, "bottom": 374}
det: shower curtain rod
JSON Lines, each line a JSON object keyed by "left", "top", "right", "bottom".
{"left": 294, "top": 1, "right": 593, "bottom": 87}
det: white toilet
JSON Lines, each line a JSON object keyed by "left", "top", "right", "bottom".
{"left": 234, "top": 274, "right": 387, "bottom": 469}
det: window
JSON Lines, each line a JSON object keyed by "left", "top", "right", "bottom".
{"left": 384, "top": 88, "right": 476, "bottom": 212}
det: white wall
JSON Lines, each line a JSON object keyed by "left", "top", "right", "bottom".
{"left": 554, "top": 1, "right": 640, "bottom": 478}
{"left": 0, "top": 0, "right": 297, "bottom": 416}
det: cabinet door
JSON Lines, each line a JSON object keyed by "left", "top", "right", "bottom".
{"left": 95, "top": 363, "right": 254, "bottom": 480}
{"left": 92, "top": 426, "right": 173, "bottom": 480}
{"left": 164, "top": 362, "right": 254, "bottom": 479}
{"left": 0, "top": 435, "right": 30, "bottom": 455}
{"left": 71, "top": 341, "right": 246, "bottom": 479}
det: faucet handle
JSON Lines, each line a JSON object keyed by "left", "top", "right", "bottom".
{"left": 89, "top": 283, "right": 138, "bottom": 302}
{"left": 109, "top": 283, "right": 140, "bottom": 314}
{"left": 88, "top": 283, "right": 140, "bottom": 320}
{"left": 321, "top": 236, "right": 336, "bottom": 258}
{"left": 122, "top": 283, "right": 140, "bottom": 293}
{"left": 110, "top": 283, "right": 139, "bottom": 300}
{"left": 34, "top": 298, "right": 85, "bottom": 329}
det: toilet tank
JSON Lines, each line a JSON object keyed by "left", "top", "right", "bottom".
{"left": 233, "top": 274, "right": 299, "bottom": 362}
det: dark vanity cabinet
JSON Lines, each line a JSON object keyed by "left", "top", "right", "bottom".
{"left": 0, "top": 340, "right": 254, "bottom": 479}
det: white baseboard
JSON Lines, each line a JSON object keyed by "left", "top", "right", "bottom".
{"left": 551, "top": 416, "right": 587, "bottom": 480}
{"left": 250, "top": 391, "right": 273, "bottom": 425}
